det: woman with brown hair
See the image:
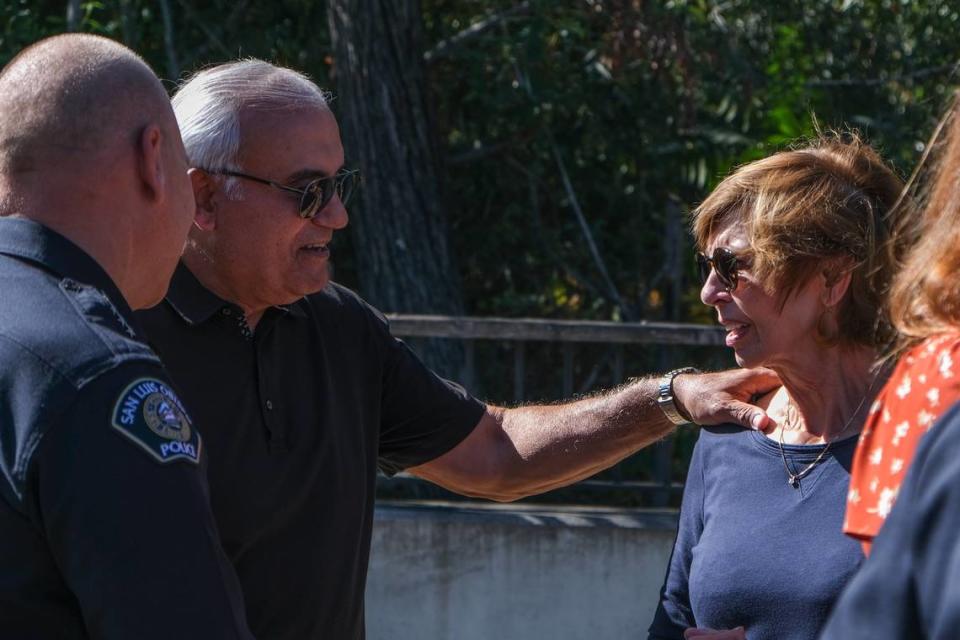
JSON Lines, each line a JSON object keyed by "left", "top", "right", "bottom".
{"left": 648, "top": 133, "right": 910, "bottom": 640}
{"left": 822, "top": 95, "right": 960, "bottom": 639}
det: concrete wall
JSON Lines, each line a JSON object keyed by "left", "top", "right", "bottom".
{"left": 365, "top": 501, "right": 678, "bottom": 640}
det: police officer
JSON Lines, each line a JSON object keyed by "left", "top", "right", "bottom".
{"left": 0, "top": 35, "right": 253, "bottom": 638}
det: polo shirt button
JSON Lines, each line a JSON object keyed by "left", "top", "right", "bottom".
{"left": 265, "top": 400, "right": 274, "bottom": 410}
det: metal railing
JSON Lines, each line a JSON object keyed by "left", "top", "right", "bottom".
{"left": 379, "top": 314, "right": 729, "bottom": 507}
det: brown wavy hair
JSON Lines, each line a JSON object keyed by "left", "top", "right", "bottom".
{"left": 889, "top": 93, "right": 960, "bottom": 345}
{"left": 692, "top": 132, "right": 914, "bottom": 350}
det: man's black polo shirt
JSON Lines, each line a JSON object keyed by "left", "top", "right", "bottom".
{"left": 137, "top": 263, "right": 485, "bottom": 640}
{"left": 0, "top": 219, "right": 251, "bottom": 639}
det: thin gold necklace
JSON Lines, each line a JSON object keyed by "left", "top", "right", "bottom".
{"left": 778, "top": 392, "right": 869, "bottom": 489}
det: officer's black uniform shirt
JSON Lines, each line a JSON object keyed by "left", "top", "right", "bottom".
{"left": 821, "top": 400, "right": 960, "bottom": 639}
{"left": 0, "top": 218, "right": 253, "bottom": 640}
{"left": 136, "top": 263, "right": 486, "bottom": 640}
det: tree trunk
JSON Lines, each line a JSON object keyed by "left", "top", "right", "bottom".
{"left": 327, "top": 0, "right": 465, "bottom": 380}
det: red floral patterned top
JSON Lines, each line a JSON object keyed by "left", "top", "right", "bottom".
{"left": 844, "top": 332, "right": 960, "bottom": 554}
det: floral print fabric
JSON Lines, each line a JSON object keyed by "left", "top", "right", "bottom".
{"left": 844, "top": 333, "right": 960, "bottom": 554}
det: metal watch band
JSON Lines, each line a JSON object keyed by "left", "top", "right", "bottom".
{"left": 656, "top": 367, "right": 700, "bottom": 425}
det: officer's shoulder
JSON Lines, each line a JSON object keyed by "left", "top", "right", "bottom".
{"left": 0, "top": 273, "right": 157, "bottom": 385}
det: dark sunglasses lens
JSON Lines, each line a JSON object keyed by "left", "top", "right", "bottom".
{"left": 695, "top": 249, "right": 738, "bottom": 288}
{"left": 338, "top": 172, "right": 357, "bottom": 207}
{"left": 715, "top": 249, "right": 738, "bottom": 288}
{"left": 695, "top": 253, "right": 711, "bottom": 285}
{"left": 300, "top": 172, "right": 360, "bottom": 218}
{"left": 299, "top": 186, "right": 321, "bottom": 219}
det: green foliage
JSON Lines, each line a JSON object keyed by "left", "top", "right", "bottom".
{"left": 4, "top": 0, "right": 955, "bottom": 324}
{"left": 424, "top": 0, "right": 960, "bottom": 326}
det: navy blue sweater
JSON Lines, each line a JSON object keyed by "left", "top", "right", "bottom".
{"left": 821, "top": 401, "right": 960, "bottom": 640}
{"left": 648, "top": 425, "right": 864, "bottom": 640}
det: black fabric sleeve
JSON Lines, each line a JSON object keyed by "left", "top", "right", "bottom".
{"left": 371, "top": 313, "right": 486, "bottom": 476}
{"left": 647, "top": 436, "right": 706, "bottom": 640}
{"left": 30, "top": 362, "right": 254, "bottom": 640}
{"left": 821, "top": 401, "right": 960, "bottom": 640}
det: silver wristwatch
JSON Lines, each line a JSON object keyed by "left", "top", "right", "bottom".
{"left": 657, "top": 367, "right": 700, "bottom": 425}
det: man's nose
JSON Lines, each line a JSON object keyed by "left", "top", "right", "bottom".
{"left": 312, "top": 194, "right": 349, "bottom": 230}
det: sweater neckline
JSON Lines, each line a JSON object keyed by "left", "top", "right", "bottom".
{"left": 749, "top": 428, "right": 860, "bottom": 461}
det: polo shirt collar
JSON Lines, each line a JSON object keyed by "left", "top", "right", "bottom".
{"left": 165, "top": 262, "right": 226, "bottom": 325}
{"left": 165, "top": 261, "right": 308, "bottom": 325}
{"left": 0, "top": 217, "right": 137, "bottom": 325}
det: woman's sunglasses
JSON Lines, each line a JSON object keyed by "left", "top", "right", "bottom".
{"left": 695, "top": 247, "right": 743, "bottom": 291}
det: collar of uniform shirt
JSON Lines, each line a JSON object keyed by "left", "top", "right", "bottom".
{"left": 0, "top": 217, "right": 139, "bottom": 327}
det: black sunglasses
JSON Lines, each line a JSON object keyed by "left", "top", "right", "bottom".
{"left": 205, "top": 168, "right": 361, "bottom": 219}
{"left": 695, "top": 247, "right": 743, "bottom": 290}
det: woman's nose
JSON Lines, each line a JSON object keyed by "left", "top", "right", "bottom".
{"left": 700, "top": 268, "right": 730, "bottom": 307}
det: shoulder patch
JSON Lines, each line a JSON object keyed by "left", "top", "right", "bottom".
{"left": 110, "top": 378, "right": 202, "bottom": 464}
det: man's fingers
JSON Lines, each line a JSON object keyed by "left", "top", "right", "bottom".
{"left": 724, "top": 399, "right": 775, "bottom": 431}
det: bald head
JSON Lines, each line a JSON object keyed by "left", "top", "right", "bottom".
{"left": 0, "top": 34, "right": 196, "bottom": 310}
{"left": 0, "top": 33, "right": 172, "bottom": 175}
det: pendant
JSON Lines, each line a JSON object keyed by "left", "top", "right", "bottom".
{"left": 789, "top": 476, "right": 800, "bottom": 489}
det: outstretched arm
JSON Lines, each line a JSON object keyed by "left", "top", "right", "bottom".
{"left": 410, "top": 367, "right": 778, "bottom": 501}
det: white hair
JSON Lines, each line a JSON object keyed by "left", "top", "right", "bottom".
{"left": 172, "top": 59, "right": 330, "bottom": 198}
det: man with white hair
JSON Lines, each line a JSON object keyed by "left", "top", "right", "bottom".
{"left": 0, "top": 35, "right": 253, "bottom": 639}
{"left": 138, "top": 59, "right": 777, "bottom": 639}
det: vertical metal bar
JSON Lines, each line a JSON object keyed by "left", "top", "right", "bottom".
{"left": 613, "top": 345, "right": 625, "bottom": 385}
{"left": 513, "top": 341, "right": 526, "bottom": 404}
{"left": 463, "top": 339, "right": 476, "bottom": 392}
{"left": 562, "top": 342, "right": 574, "bottom": 398}
{"left": 608, "top": 344, "right": 628, "bottom": 484}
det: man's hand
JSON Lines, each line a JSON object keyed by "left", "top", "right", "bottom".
{"left": 684, "top": 626, "right": 747, "bottom": 639}
{"left": 673, "top": 368, "right": 780, "bottom": 430}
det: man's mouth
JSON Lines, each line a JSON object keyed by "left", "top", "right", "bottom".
{"left": 299, "top": 243, "right": 330, "bottom": 258}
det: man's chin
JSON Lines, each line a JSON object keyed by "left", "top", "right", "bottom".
{"left": 305, "top": 277, "right": 330, "bottom": 295}
{"left": 290, "top": 275, "right": 332, "bottom": 301}
{"left": 305, "top": 265, "right": 333, "bottom": 293}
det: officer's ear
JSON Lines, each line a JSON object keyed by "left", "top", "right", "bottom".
{"left": 189, "top": 168, "right": 218, "bottom": 231}
{"left": 136, "top": 124, "right": 166, "bottom": 203}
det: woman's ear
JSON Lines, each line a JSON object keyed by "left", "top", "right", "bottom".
{"left": 189, "top": 168, "right": 217, "bottom": 231}
{"left": 821, "top": 262, "right": 854, "bottom": 308}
